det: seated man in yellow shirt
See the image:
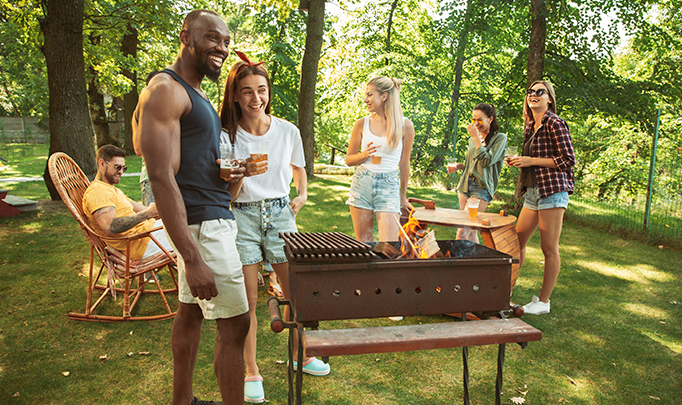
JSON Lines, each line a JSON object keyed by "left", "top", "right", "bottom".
{"left": 82, "top": 145, "right": 172, "bottom": 262}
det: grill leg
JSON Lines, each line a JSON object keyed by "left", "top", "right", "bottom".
{"left": 296, "top": 324, "right": 305, "bottom": 405}
{"left": 462, "top": 345, "right": 470, "bottom": 405}
{"left": 495, "top": 343, "right": 506, "bottom": 405}
{"left": 287, "top": 324, "right": 295, "bottom": 405}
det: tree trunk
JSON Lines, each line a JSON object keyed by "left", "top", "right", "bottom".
{"left": 527, "top": 0, "right": 547, "bottom": 87}
{"left": 438, "top": 0, "right": 475, "bottom": 172}
{"left": 122, "top": 23, "right": 139, "bottom": 155}
{"left": 39, "top": 0, "right": 96, "bottom": 199}
{"left": 385, "top": 0, "right": 400, "bottom": 66}
{"left": 89, "top": 62, "right": 119, "bottom": 149}
{"left": 297, "top": 0, "right": 325, "bottom": 177}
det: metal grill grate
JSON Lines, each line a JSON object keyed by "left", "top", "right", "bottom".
{"left": 280, "top": 232, "right": 376, "bottom": 262}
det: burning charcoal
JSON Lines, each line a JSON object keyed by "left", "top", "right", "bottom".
{"left": 373, "top": 242, "right": 401, "bottom": 259}
{"left": 415, "top": 229, "right": 428, "bottom": 239}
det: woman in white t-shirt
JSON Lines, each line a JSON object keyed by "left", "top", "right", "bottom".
{"left": 218, "top": 51, "right": 326, "bottom": 404}
{"left": 345, "top": 76, "right": 415, "bottom": 243}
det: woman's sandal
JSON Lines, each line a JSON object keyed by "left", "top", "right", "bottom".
{"left": 267, "top": 282, "right": 283, "bottom": 298}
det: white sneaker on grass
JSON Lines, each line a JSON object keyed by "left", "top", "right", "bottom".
{"left": 523, "top": 295, "right": 550, "bottom": 315}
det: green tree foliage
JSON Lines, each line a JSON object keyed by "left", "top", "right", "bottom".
{"left": 0, "top": 1, "right": 48, "bottom": 116}
{"left": 1, "top": 0, "right": 680, "bottom": 206}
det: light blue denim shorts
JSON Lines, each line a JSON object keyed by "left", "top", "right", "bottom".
{"left": 460, "top": 176, "right": 493, "bottom": 203}
{"left": 346, "top": 165, "right": 401, "bottom": 213}
{"left": 232, "top": 196, "right": 297, "bottom": 266}
{"left": 523, "top": 185, "right": 569, "bottom": 210}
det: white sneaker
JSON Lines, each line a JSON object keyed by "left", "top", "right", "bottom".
{"left": 523, "top": 295, "right": 550, "bottom": 315}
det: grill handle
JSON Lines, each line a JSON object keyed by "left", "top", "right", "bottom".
{"left": 267, "top": 296, "right": 285, "bottom": 333}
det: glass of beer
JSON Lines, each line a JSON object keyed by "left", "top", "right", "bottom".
{"left": 371, "top": 144, "right": 384, "bottom": 164}
{"left": 467, "top": 198, "right": 480, "bottom": 218}
{"left": 505, "top": 146, "right": 518, "bottom": 165}
{"left": 219, "top": 144, "right": 238, "bottom": 179}
{"left": 445, "top": 157, "right": 459, "bottom": 173}
{"left": 248, "top": 140, "right": 268, "bottom": 164}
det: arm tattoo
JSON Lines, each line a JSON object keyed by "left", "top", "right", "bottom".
{"left": 110, "top": 211, "right": 148, "bottom": 234}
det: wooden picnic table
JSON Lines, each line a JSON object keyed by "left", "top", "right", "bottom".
{"left": 408, "top": 199, "right": 521, "bottom": 291}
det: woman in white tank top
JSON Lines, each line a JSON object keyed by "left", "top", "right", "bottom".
{"left": 345, "top": 76, "right": 415, "bottom": 243}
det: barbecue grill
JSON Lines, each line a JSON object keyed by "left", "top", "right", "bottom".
{"left": 271, "top": 232, "right": 538, "bottom": 405}
{"left": 280, "top": 231, "right": 517, "bottom": 322}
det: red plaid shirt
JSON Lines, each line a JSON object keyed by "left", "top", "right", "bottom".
{"left": 523, "top": 110, "right": 575, "bottom": 199}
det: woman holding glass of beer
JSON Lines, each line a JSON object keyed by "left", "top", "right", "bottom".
{"left": 449, "top": 103, "right": 507, "bottom": 242}
{"left": 219, "top": 51, "right": 320, "bottom": 404}
{"left": 345, "top": 76, "right": 416, "bottom": 243}
{"left": 506, "top": 80, "right": 575, "bottom": 315}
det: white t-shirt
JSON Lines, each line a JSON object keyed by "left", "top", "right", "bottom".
{"left": 359, "top": 116, "right": 404, "bottom": 173}
{"left": 220, "top": 116, "right": 306, "bottom": 202}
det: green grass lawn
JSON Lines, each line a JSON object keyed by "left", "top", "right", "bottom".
{"left": 1, "top": 145, "right": 681, "bottom": 404}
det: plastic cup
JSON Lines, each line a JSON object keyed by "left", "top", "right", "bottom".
{"left": 467, "top": 198, "right": 480, "bottom": 218}
{"left": 445, "top": 157, "right": 459, "bottom": 173}
{"left": 219, "top": 144, "right": 237, "bottom": 178}
{"left": 248, "top": 140, "right": 268, "bottom": 164}
{"left": 371, "top": 144, "right": 384, "bottom": 164}
{"left": 505, "top": 146, "right": 518, "bottom": 158}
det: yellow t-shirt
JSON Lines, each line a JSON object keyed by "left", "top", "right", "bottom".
{"left": 82, "top": 180, "right": 154, "bottom": 260}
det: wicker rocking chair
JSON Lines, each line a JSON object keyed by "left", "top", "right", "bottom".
{"left": 48, "top": 152, "right": 178, "bottom": 321}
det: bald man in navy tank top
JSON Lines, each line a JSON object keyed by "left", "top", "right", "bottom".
{"left": 133, "top": 9, "right": 249, "bottom": 405}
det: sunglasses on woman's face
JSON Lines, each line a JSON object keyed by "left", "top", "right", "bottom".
{"left": 526, "top": 88, "right": 548, "bottom": 97}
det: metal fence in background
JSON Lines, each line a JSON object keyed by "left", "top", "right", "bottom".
{"left": 566, "top": 194, "right": 682, "bottom": 249}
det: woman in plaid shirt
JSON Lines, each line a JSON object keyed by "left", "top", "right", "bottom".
{"left": 506, "top": 80, "right": 575, "bottom": 315}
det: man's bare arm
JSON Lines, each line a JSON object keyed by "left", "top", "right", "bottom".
{"left": 93, "top": 206, "right": 154, "bottom": 236}
{"left": 133, "top": 73, "right": 218, "bottom": 300}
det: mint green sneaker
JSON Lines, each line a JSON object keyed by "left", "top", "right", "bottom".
{"left": 292, "top": 357, "right": 330, "bottom": 376}
{"left": 244, "top": 375, "right": 265, "bottom": 404}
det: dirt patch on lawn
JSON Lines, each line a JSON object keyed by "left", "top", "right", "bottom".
{"left": 37, "top": 199, "right": 67, "bottom": 213}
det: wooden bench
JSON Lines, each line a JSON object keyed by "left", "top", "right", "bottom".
{"left": 269, "top": 299, "right": 541, "bottom": 405}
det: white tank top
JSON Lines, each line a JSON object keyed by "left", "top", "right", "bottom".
{"left": 359, "top": 116, "right": 404, "bottom": 173}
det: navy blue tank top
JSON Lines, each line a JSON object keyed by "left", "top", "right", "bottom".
{"left": 162, "top": 69, "right": 233, "bottom": 224}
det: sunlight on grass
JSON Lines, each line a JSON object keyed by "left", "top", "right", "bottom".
{"left": 582, "top": 261, "right": 672, "bottom": 283}
{"left": 20, "top": 222, "right": 42, "bottom": 234}
{"left": 623, "top": 303, "right": 668, "bottom": 319}
{"left": 640, "top": 330, "right": 682, "bottom": 355}
{"left": 574, "top": 330, "right": 608, "bottom": 348}
{"left": 79, "top": 262, "right": 90, "bottom": 277}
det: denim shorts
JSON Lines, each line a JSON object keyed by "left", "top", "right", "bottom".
{"left": 169, "top": 218, "right": 249, "bottom": 320}
{"left": 460, "top": 176, "right": 493, "bottom": 203}
{"left": 232, "top": 195, "right": 297, "bottom": 266}
{"left": 523, "top": 185, "right": 569, "bottom": 210}
{"left": 346, "top": 165, "right": 401, "bottom": 213}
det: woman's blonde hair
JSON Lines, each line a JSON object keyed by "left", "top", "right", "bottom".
{"left": 367, "top": 76, "right": 403, "bottom": 150}
{"left": 523, "top": 80, "right": 557, "bottom": 126}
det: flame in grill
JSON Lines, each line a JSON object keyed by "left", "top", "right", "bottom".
{"left": 398, "top": 209, "right": 440, "bottom": 259}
